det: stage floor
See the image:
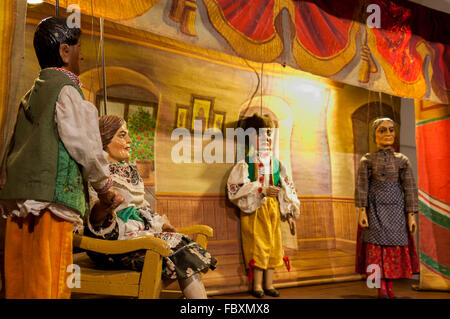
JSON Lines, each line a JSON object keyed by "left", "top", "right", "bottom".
{"left": 70, "top": 278, "right": 449, "bottom": 299}
{"left": 209, "top": 278, "right": 449, "bottom": 299}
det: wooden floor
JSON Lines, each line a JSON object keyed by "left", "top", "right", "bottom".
{"left": 209, "top": 278, "right": 450, "bottom": 299}
{"left": 202, "top": 246, "right": 360, "bottom": 295}
{"left": 70, "top": 278, "right": 449, "bottom": 299}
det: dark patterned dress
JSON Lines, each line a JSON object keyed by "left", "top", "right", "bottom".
{"left": 355, "top": 148, "right": 419, "bottom": 279}
{"left": 85, "top": 162, "right": 217, "bottom": 280}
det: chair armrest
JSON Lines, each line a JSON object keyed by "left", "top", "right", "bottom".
{"left": 73, "top": 234, "right": 171, "bottom": 257}
{"left": 177, "top": 225, "right": 213, "bottom": 250}
{"left": 177, "top": 225, "right": 213, "bottom": 238}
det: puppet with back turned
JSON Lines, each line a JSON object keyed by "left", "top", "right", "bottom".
{"left": 0, "top": 17, "right": 122, "bottom": 299}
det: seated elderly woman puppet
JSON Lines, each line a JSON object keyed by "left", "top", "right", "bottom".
{"left": 84, "top": 115, "right": 217, "bottom": 299}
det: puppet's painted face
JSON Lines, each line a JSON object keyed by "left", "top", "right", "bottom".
{"left": 106, "top": 123, "right": 132, "bottom": 163}
{"left": 250, "top": 128, "right": 273, "bottom": 153}
{"left": 375, "top": 121, "right": 395, "bottom": 149}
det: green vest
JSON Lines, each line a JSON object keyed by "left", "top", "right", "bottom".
{"left": 246, "top": 156, "right": 280, "bottom": 186}
{"left": 0, "top": 69, "right": 88, "bottom": 216}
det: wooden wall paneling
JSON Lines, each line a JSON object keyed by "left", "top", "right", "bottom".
{"left": 333, "top": 201, "right": 344, "bottom": 239}
{"left": 211, "top": 199, "right": 220, "bottom": 240}
{"left": 337, "top": 201, "right": 345, "bottom": 239}
{"left": 193, "top": 199, "right": 204, "bottom": 227}
{"left": 344, "top": 200, "right": 356, "bottom": 241}
{"left": 156, "top": 199, "right": 167, "bottom": 217}
{"left": 333, "top": 198, "right": 357, "bottom": 253}
{"left": 315, "top": 201, "right": 323, "bottom": 238}
{"left": 213, "top": 199, "right": 227, "bottom": 241}
{"left": 321, "top": 199, "right": 335, "bottom": 238}
{"left": 187, "top": 199, "right": 196, "bottom": 226}
{"left": 223, "top": 199, "right": 237, "bottom": 240}
{"left": 178, "top": 198, "right": 189, "bottom": 227}
{"left": 167, "top": 199, "right": 181, "bottom": 228}
{"left": 298, "top": 200, "right": 314, "bottom": 239}
{"left": 202, "top": 199, "right": 218, "bottom": 241}
{"left": 345, "top": 202, "right": 353, "bottom": 240}
{"left": 296, "top": 197, "right": 337, "bottom": 250}
{"left": 341, "top": 200, "right": 349, "bottom": 240}
{"left": 205, "top": 199, "right": 218, "bottom": 240}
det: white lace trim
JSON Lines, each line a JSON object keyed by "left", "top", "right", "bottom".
{"left": 0, "top": 199, "right": 83, "bottom": 230}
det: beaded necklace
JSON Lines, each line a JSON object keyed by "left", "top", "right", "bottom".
{"left": 47, "top": 67, "right": 81, "bottom": 88}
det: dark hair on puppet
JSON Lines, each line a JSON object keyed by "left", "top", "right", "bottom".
{"left": 33, "top": 16, "right": 82, "bottom": 69}
{"left": 238, "top": 113, "right": 276, "bottom": 131}
{"left": 237, "top": 113, "right": 276, "bottom": 157}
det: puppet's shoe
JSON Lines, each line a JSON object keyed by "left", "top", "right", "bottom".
{"left": 377, "top": 280, "right": 389, "bottom": 299}
{"left": 264, "top": 288, "right": 280, "bottom": 297}
{"left": 251, "top": 290, "right": 265, "bottom": 298}
{"left": 386, "top": 280, "right": 396, "bottom": 299}
{"left": 377, "top": 290, "right": 389, "bottom": 299}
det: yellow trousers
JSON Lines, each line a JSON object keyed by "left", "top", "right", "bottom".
{"left": 4, "top": 210, "right": 73, "bottom": 299}
{"left": 240, "top": 197, "right": 284, "bottom": 270}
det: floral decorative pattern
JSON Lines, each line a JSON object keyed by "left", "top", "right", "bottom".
{"left": 364, "top": 243, "right": 419, "bottom": 279}
{"left": 109, "top": 162, "right": 142, "bottom": 186}
{"left": 228, "top": 183, "right": 241, "bottom": 196}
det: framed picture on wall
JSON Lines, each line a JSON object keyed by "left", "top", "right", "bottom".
{"left": 175, "top": 105, "right": 190, "bottom": 129}
{"left": 191, "top": 95, "right": 214, "bottom": 132}
{"left": 211, "top": 111, "right": 226, "bottom": 133}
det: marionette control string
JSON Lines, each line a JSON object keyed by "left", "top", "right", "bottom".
{"left": 87, "top": 0, "right": 106, "bottom": 114}
{"left": 242, "top": 58, "right": 261, "bottom": 118}
{"left": 89, "top": 0, "right": 101, "bottom": 104}
{"left": 260, "top": 63, "right": 264, "bottom": 116}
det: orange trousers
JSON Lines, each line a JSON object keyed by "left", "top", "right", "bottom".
{"left": 4, "top": 210, "right": 73, "bottom": 299}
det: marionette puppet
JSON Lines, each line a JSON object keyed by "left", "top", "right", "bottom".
{"left": 84, "top": 115, "right": 217, "bottom": 299}
{"left": 355, "top": 117, "right": 420, "bottom": 299}
{"left": 0, "top": 17, "right": 122, "bottom": 299}
{"left": 227, "top": 114, "right": 300, "bottom": 298}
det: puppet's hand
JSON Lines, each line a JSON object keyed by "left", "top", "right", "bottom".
{"left": 98, "top": 188, "right": 124, "bottom": 209}
{"left": 358, "top": 207, "right": 369, "bottom": 228}
{"left": 408, "top": 212, "right": 417, "bottom": 235}
{"left": 89, "top": 200, "right": 114, "bottom": 227}
{"left": 266, "top": 186, "right": 280, "bottom": 197}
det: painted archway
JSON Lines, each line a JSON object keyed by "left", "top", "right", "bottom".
{"left": 79, "top": 66, "right": 161, "bottom": 105}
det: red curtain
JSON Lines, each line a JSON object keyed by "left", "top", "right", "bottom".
{"left": 203, "top": 0, "right": 450, "bottom": 103}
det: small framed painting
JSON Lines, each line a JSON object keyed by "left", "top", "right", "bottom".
{"left": 211, "top": 111, "right": 226, "bottom": 132}
{"left": 191, "top": 95, "right": 214, "bottom": 132}
{"left": 175, "top": 105, "right": 190, "bottom": 129}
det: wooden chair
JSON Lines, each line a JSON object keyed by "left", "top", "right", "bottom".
{"left": 71, "top": 225, "right": 213, "bottom": 299}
